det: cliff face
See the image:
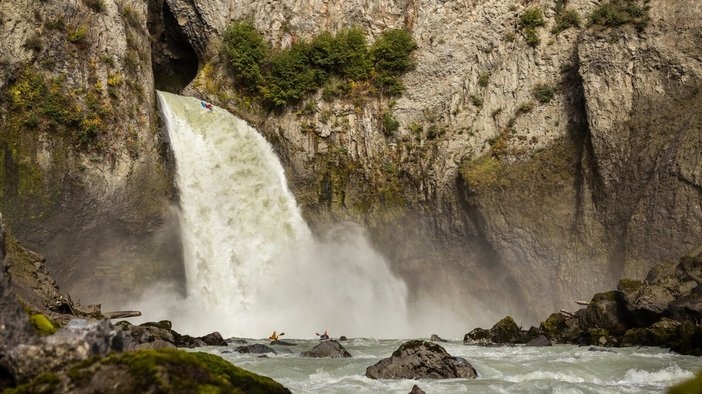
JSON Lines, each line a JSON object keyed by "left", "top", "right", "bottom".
{"left": 1, "top": 0, "right": 700, "bottom": 326}
{"left": 0, "top": 0, "right": 183, "bottom": 305}
{"left": 172, "top": 0, "right": 702, "bottom": 324}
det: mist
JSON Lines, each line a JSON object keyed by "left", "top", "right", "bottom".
{"left": 123, "top": 92, "right": 473, "bottom": 339}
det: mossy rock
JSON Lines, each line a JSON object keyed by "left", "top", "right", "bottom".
{"left": 669, "top": 321, "right": 702, "bottom": 356}
{"left": 585, "top": 327, "right": 612, "bottom": 346}
{"left": 668, "top": 368, "right": 702, "bottom": 394}
{"left": 29, "top": 314, "right": 56, "bottom": 336}
{"left": 617, "top": 279, "right": 643, "bottom": 294}
{"left": 540, "top": 313, "right": 567, "bottom": 339}
{"left": 464, "top": 328, "right": 491, "bottom": 343}
{"left": 490, "top": 316, "right": 520, "bottom": 343}
{"left": 648, "top": 317, "right": 680, "bottom": 345}
{"left": 621, "top": 328, "right": 653, "bottom": 347}
{"left": 8, "top": 348, "right": 291, "bottom": 393}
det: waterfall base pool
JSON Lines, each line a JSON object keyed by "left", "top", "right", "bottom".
{"left": 196, "top": 338, "right": 701, "bottom": 393}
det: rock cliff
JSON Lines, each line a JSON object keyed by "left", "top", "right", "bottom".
{"left": 0, "top": 0, "right": 700, "bottom": 326}
{"left": 0, "top": 0, "right": 183, "bottom": 305}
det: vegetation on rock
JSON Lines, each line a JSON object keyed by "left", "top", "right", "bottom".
{"left": 221, "top": 21, "right": 417, "bottom": 108}
{"left": 589, "top": 0, "right": 651, "bottom": 31}
{"left": 6, "top": 349, "right": 291, "bottom": 393}
{"left": 518, "top": 7, "right": 545, "bottom": 48}
{"left": 29, "top": 314, "right": 56, "bottom": 336}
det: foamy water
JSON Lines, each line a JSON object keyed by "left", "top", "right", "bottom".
{"left": 202, "top": 340, "right": 702, "bottom": 393}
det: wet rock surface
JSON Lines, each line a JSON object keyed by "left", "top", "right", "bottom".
{"left": 366, "top": 340, "right": 477, "bottom": 379}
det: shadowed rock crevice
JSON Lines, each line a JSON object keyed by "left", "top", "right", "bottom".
{"left": 148, "top": 0, "right": 199, "bottom": 93}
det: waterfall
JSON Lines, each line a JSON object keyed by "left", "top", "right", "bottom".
{"left": 153, "top": 92, "right": 411, "bottom": 338}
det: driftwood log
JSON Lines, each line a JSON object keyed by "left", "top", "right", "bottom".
{"left": 103, "top": 311, "right": 142, "bottom": 319}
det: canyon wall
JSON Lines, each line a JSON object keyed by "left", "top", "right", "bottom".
{"left": 0, "top": 0, "right": 700, "bottom": 326}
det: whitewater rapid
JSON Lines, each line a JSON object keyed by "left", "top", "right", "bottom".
{"left": 149, "top": 92, "right": 411, "bottom": 338}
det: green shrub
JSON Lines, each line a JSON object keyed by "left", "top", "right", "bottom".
{"left": 24, "top": 34, "right": 42, "bottom": 51}
{"left": 333, "top": 28, "right": 371, "bottom": 80}
{"left": 519, "top": 7, "right": 546, "bottom": 29}
{"left": 478, "top": 71, "right": 490, "bottom": 87}
{"left": 471, "top": 94, "right": 483, "bottom": 107}
{"left": 532, "top": 83, "right": 555, "bottom": 104}
{"left": 67, "top": 24, "right": 88, "bottom": 44}
{"left": 220, "top": 22, "right": 416, "bottom": 108}
{"left": 552, "top": 9, "right": 581, "bottom": 34}
{"left": 589, "top": 0, "right": 650, "bottom": 31}
{"left": 519, "top": 7, "right": 545, "bottom": 47}
{"left": 373, "top": 72, "right": 405, "bottom": 96}
{"left": 381, "top": 111, "right": 399, "bottom": 136}
{"left": 370, "top": 29, "right": 417, "bottom": 75}
{"left": 261, "top": 42, "right": 320, "bottom": 107}
{"left": 221, "top": 21, "right": 270, "bottom": 89}
{"left": 523, "top": 28, "right": 540, "bottom": 48}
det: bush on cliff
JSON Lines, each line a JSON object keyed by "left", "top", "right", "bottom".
{"left": 221, "top": 22, "right": 417, "bottom": 108}
{"left": 589, "top": 0, "right": 650, "bottom": 31}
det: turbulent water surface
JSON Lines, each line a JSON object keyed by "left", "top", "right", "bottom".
{"left": 200, "top": 339, "right": 702, "bottom": 393}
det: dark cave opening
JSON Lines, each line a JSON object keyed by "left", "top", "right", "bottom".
{"left": 148, "top": 0, "right": 198, "bottom": 93}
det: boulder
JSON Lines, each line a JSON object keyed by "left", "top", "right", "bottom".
{"left": 300, "top": 340, "right": 351, "bottom": 358}
{"left": 235, "top": 344, "right": 276, "bottom": 354}
{"left": 577, "top": 291, "right": 628, "bottom": 336}
{"left": 116, "top": 321, "right": 176, "bottom": 350}
{"left": 526, "top": 335, "right": 551, "bottom": 347}
{"left": 648, "top": 317, "right": 681, "bottom": 346}
{"left": 199, "top": 331, "right": 227, "bottom": 346}
{"left": 430, "top": 334, "right": 448, "bottom": 342}
{"left": 464, "top": 328, "right": 491, "bottom": 345}
{"left": 270, "top": 340, "right": 296, "bottom": 346}
{"left": 669, "top": 285, "right": 702, "bottom": 323}
{"left": 5, "top": 319, "right": 122, "bottom": 384}
{"left": 669, "top": 322, "right": 702, "bottom": 356}
{"left": 489, "top": 316, "right": 520, "bottom": 343}
{"left": 365, "top": 340, "right": 477, "bottom": 379}
{"left": 621, "top": 328, "right": 654, "bottom": 347}
{"left": 409, "top": 384, "right": 426, "bottom": 394}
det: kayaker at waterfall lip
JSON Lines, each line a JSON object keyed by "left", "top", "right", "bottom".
{"left": 200, "top": 100, "right": 213, "bottom": 112}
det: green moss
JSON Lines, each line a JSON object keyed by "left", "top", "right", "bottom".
{"left": 3, "top": 69, "right": 107, "bottom": 150}
{"left": 14, "top": 350, "right": 290, "bottom": 393}
{"left": 592, "top": 291, "right": 618, "bottom": 303}
{"left": 4, "top": 372, "right": 61, "bottom": 394}
{"left": 29, "top": 313, "right": 57, "bottom": 336}
{"left": 617, "top": 278, "right": 643, "bottom": 293}
{"left": 669, "top": 369, "right": 702, "bottom": 394}
{"left": 459, "top": 136, "right": 579, "bottom": 201}
{"left": 72, "top": 349, "right": 289, "bottom": 393}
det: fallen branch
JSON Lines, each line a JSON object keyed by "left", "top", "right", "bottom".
{"left": 560, "top": 309, "right": 576, "bottom": 318}
{"left": 575, "top": 300, "right": 590, "bottom": 306}
{"left": 103, "top": 311, "right": 142, "bottom": 319}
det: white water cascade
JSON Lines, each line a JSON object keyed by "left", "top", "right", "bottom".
{"left": 151, "top": 92, "right": 411, "bottom": 338}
